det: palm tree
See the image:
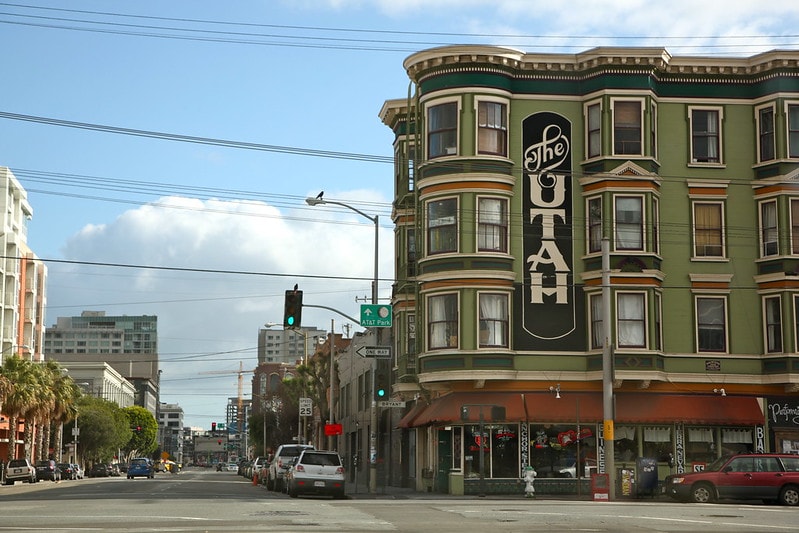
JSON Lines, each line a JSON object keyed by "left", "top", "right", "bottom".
{"left": 45, "top": 361, "right": 81, "bottom": 462}
{"left": 0, "top": 356, "right": 37, "bottom": 460}
{"left": 25, "top": 362, "right": 54, "bottom": 461}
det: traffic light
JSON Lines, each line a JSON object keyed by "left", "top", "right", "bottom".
{"left": 283, "top": 289, "right": 303, "bottom": 328}
{"left": 211, "top": 422, "right": 216, "bottom": 433}
{"left": 374, "top": 366, "right": 389, "bottom": 401}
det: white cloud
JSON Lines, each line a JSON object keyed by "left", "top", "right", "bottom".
{"left": 49, "top": 194, "right": 393, "bottom": 424}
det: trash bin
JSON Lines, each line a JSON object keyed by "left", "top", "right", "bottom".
{"left": 635, "top": 457, "right": 658, "bottom": 498}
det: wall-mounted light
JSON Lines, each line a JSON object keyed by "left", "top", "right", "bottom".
{"left": 549, "top": 384, "right": 561, "bottom": 399}
{"left": 714, "top": 388, "right": 726, "bottom": 397}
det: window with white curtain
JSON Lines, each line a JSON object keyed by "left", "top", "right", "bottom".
{"left": 690, "top": 107, "right": 722, "bottom": 163}
{"left": 760, "top": 200, "right": 778, "bottom": 257}
{"left": 692, "top": 201, "right": 724, "bottom": 258}
{"left": 477, "top": 197, "right": 508, "bottom": 252}
{"left": 478, "top": 293, "right": 509, "bottom": 348}
{"left": 644, "top": 427, "right": 671, "bottom": 442}
{"left": 614, "top": 196, "right": 643, "bottom": 251}
{"left": 688, "top": 428, "right": 714, "bottom": 443}
{"left": 428, "top": 293, "right": 458, "bottom": 350}
{"left": 617, "top": 292, "right": 646, "bottom": 348}
{"left": 696, "top": 296, "right": 727, "bottom": 352}
{"left": 722, "top": 429, "right": 753, "bottom": 444}
{"left": 477, "top": 100, "right": 507, "bottom": 156}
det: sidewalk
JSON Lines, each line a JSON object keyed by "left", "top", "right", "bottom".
{"left": 345, "top": 483, "right": 669, "bottom": 501}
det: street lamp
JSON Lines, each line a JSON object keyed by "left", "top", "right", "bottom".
{"left": 306, "top": 193, "right": 380, "bottom": 492}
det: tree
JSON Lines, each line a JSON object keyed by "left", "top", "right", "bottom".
{"left": 75, "top": 396, "right": 131, "bottom": 465}
{"left": 0, "top": 356, "right": 37, "bottom": 460}
{"left": 122, "top": 405, "right": 157, "bottom": 461}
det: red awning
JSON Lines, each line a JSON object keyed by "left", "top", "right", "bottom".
{"left": 397, "top": 392, "right": 764, "bottom": 428}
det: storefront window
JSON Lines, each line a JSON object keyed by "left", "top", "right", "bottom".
{"left": 461, "top": 424, "right": 519, "bottom": 478}
{"left": 685, "top": 427, "right": 716, "bottom": 469}
{"left": 529, "top": 423, "right": 597, "bottom": 478}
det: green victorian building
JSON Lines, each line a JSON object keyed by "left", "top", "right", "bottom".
{"left": 380, "top": 45, "right": 799, "bottom": 495}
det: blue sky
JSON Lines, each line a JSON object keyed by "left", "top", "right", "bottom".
{"left": 2, "top": 0, "right": 799, "bottom": 429}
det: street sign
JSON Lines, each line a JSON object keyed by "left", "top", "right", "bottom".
{"left": 355, "top": 345, "right": 391, "bottom": 359}
{"left": 299, "top": 397, "right": 312, "bottom": 417}
{"left": 360, "top": 304, "right": 392, "bottom": 327}
{"left": 378, "top": 400, "right": 405, "bottom": 408}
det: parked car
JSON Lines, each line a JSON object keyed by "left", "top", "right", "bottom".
{"left": 249, "top": 456, "right": 268, "bottom": 481}
{"left": 285, "top": 450, "right": 345, "bottom": 499}
{"left": 4, "top": 458, "right": 36, "bottom": 485}
{"left": 34, "top": 460, "right": 61, "bottom": 482}
{"left": 663, "top": 453, "right": 799, "bottom": 505}
{"left": 109, "top": 464, "right": 121, "bottom": 476}
{"left": 127, "top": 457, "right": 154, "bottom": 479}
{"left": 267, "top": 444, "right": 314, "bottom": 491}
{"left": 87, "top": 463, "right": 111, "bottom": 478}
{"left": 226, "top": 462, "right": 238, "bottom": 472}
{"left": 57, "top": 463, "right": 76, "bottom": 480}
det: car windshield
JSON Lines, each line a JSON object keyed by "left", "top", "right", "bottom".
{"left": 705, "top": 455, "right": 733, "bottom": 472}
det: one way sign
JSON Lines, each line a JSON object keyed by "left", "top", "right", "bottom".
{"left": 355, "top": 346, "right": 391, "bottom": 359}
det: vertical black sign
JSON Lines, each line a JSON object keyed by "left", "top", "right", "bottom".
{"left": 520, "top": 112, "right": 578, "bottom": 347}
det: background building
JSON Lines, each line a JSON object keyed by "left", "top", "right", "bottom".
{"left": 258, "top": 325, "right": 326, "bottom": 365}
{"left": 44, "top": 311, "right": 160, "bottom": 415}
{"left": 381, "top": 45, "right": 799, "bottom": 495}
{"left": 158, "top": 402, "right": 184, "bottom": 464}
{"left": 63, "top": 361, "right": 136, "bottom": 407}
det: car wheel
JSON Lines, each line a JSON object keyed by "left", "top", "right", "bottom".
{"left": 779, "top": 485, "right": 799, "bottom": 506}
{"left": 266, "top": 476, "right": 274, "bottom": 491}
{"left": 275, "top": 479, "right": 283, "bottom": 492}
{"left": 333, "top": 490, "right": 346, "bottom": 500}
{"left": 288, "top": 485, "right": 298, "bottom": 498}
{"left": 691, "top": 483, "right": 714, "bottom": 503}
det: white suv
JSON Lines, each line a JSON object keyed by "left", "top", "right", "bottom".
{"left": 267, "top": 444, "right": 313, "bottom": 492}
{"left": 4, "top": 458, "right": 36, "bottom": 485}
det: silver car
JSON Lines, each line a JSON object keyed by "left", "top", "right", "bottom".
{"left": 267, "top": 444, "right": 313, "bottom": 492}
{"left": 286, "top": 450, "right": 345, "bottom": 499}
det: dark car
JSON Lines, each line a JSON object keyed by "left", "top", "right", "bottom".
{"left": 663, "top": 453, "right": 799, "bottom": 505}
{"left": 87, "top": 463, "right": 111, "bottom": 478}
{"left": 57, "top": 463, "right": 76, "bottom": 480}
{"left": 34, "top": 460, "right": 61, "bottom": 482}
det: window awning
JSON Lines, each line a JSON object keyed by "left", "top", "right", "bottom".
{"left": 396, "top": 392, "right": 764, "bottom": 428}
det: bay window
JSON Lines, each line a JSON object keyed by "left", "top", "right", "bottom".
{"left": 428, "top": 293, "right": 458, "bottom": 350}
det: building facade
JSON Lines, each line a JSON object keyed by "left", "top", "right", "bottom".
{"left": 158, "top": 402, "right": 184, "bottom": 464}
{"left": 44, "top": 311, "right": 160, "bottom": 415}
{"left": 0, "top": 167, "right": 48, "bottom": 461}
{"left": 258, "top": 325, "right": 327, "bottom": 365}
{"left": 380, "top": 46, "right": 799, "bottom": 495}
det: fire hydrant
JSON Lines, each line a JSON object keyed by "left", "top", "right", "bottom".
{"left": 522, "top": 465, "right": 537, "bottom": 498}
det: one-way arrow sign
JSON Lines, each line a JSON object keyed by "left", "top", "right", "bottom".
{"left": 355, "top": 346, "right": 391, "bottom": 359}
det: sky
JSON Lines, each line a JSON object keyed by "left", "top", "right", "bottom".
{"left": 2, "top": 0, "right": 799, "bottom": 429}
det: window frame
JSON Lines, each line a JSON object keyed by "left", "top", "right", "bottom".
{"left": 650, "top": 101, "right": 658, "bottom": 160}
{"left": 695, "top": 295, "right": 728, "bottom": 353}
{"left": 616, "top": 292, "right": 647, "bottom": 349}
{"left": 793, "top": 294, "right": 799, "bottom": 354}
{"left": 612, "top": 98, "right": 644, "bottom": 156}
{"left": 426, "top": 100, "right": 459, "bottom": 159}
{"left": 791, "top": 198, "right": 799, "bottom": 256}
{"left": 585, "top": 101, "right": 602, "bottom": 159}
{"left": 476, "top": 196, "right": 509, "bottom": 253}
{"left": 689, "top": 106, "right": 724, "bottom": 165}
{"left": 426, "top": 197, "right": 458, "bottom": 255}
{"left": 476, "top": 98, "right": 508, "bottom": 157}
{"left": 586, "top": 196, "right": 602, "bottom": 254}
{"left": 427, "top": 293, "right": 459, "bottom": 350}
{"left": 613, "top": 194, "right": 644, "bottom": 252}
{"left": 756, "top": 104, "right": 776, "bottom": 163}
{"left": 764, "top": 295, "right": 783, "bottom": 354}
{"left": 477, "top": 292, "right": 510, "bottom": 349}
{"left": 692, "top": 200, "right": 725, "bottom": 259}
{"left": 588, "top": 292, "right": 603, "bottom": 350}
{"left": 759, "top": 199, "right": 779, "bottom": 258}
{"left": 654, "top": 292, "right": 663, "bottom": 352}
{"left": 652, "top": 196, "right": 660, "bottom": 256}
{"left": 786, "top": 102, "right": 799, "bottom": 159}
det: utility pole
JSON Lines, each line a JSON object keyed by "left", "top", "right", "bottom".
{"left": 602, "top": 237, "right": 616, "bottom": 499}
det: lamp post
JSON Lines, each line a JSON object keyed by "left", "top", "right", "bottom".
{"left": 306, "top": 193, "right": 379, "bottom": 492}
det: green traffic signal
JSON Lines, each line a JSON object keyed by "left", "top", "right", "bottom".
{"left": 283, "top": 289, "right": 303, "bottom": 328}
